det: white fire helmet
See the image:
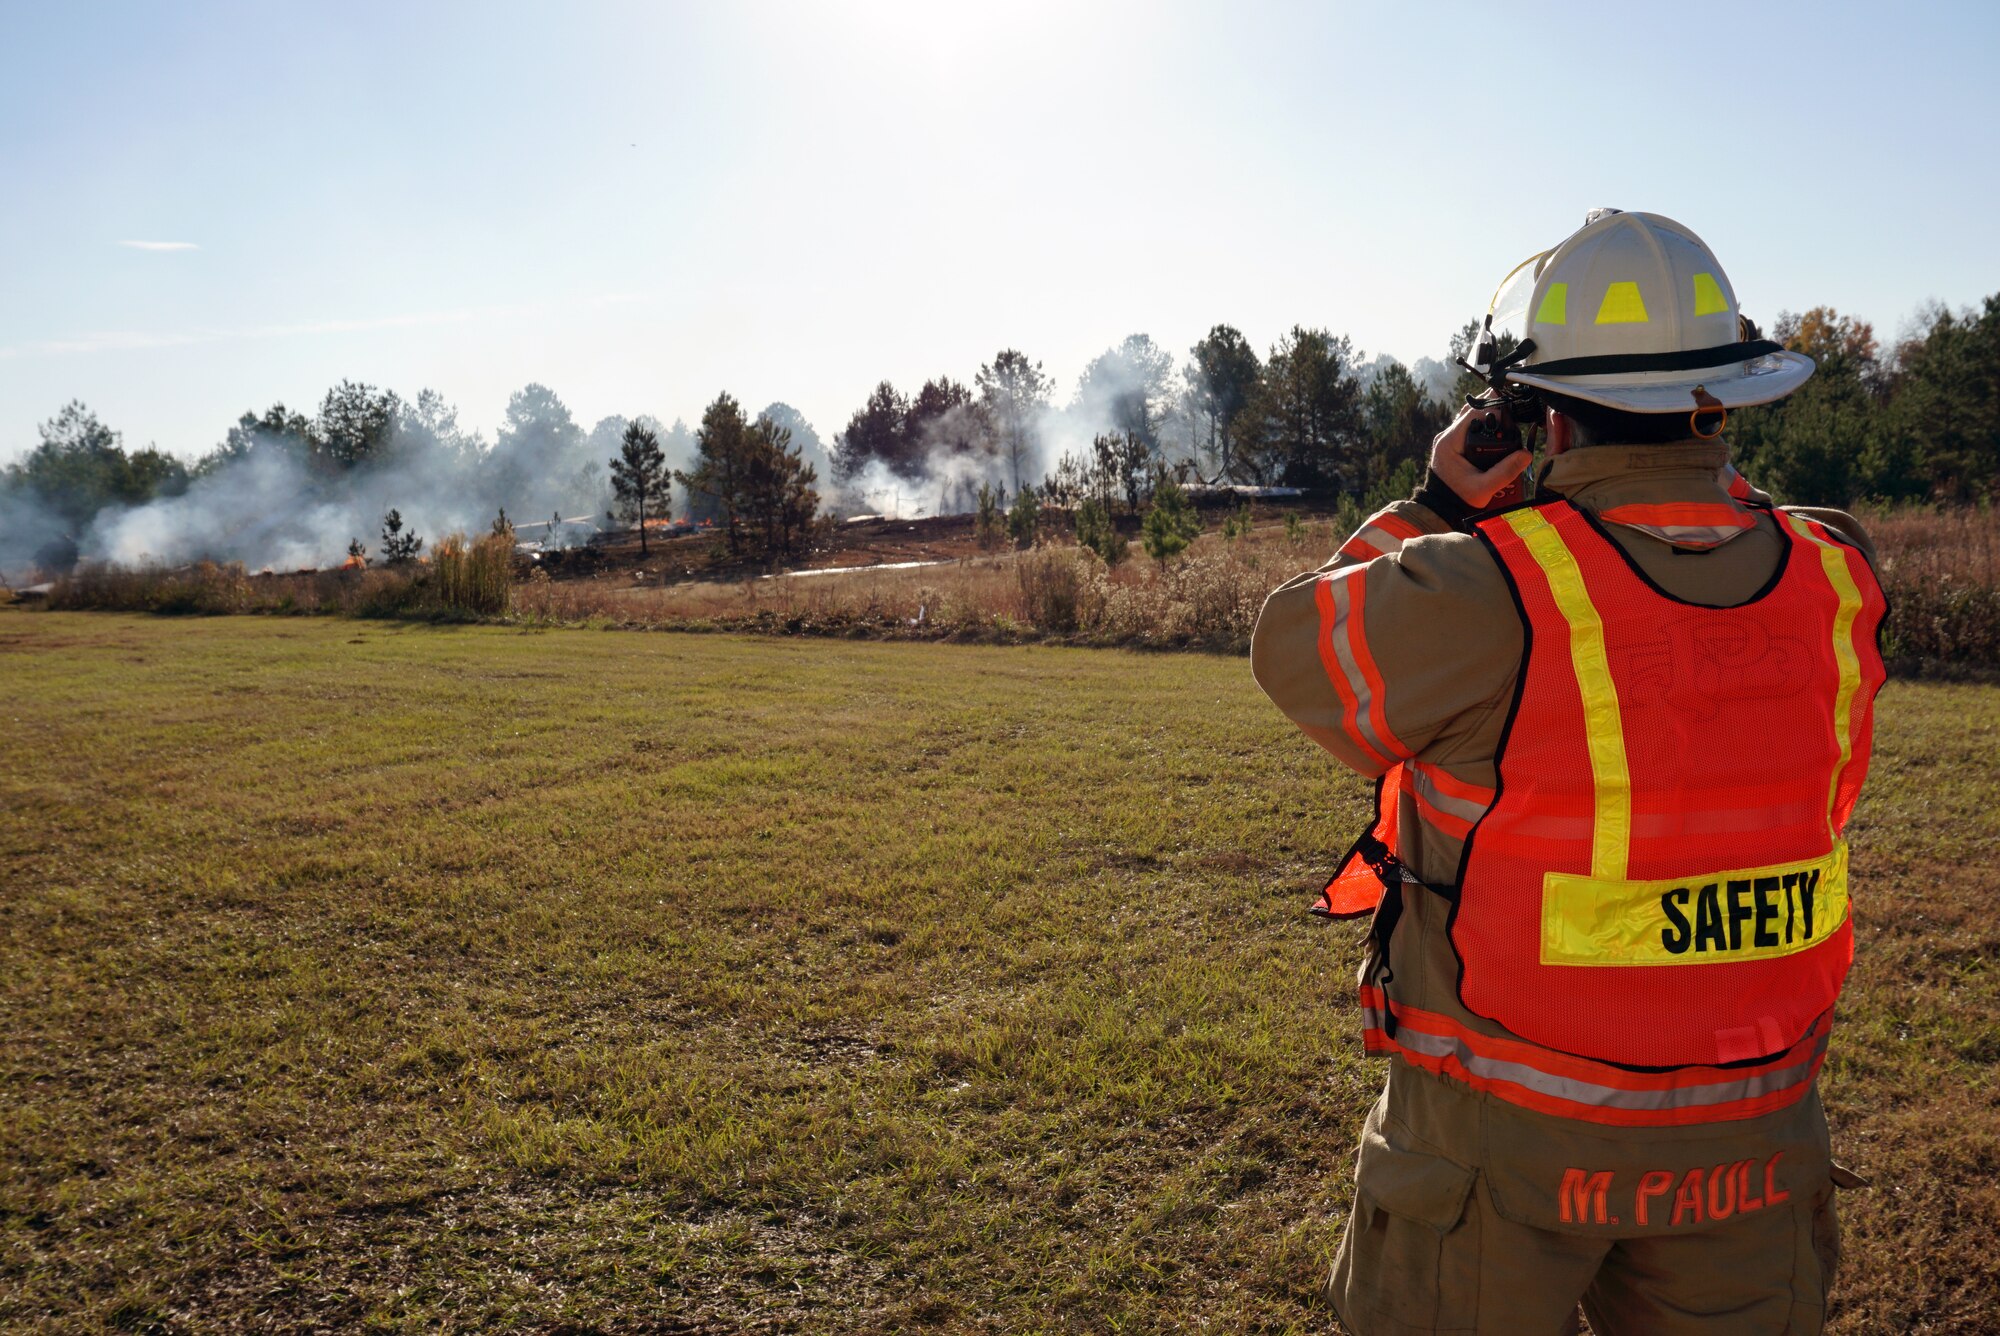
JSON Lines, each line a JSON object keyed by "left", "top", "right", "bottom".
{"left": 1492, "top": 209, "right": 1814, "bottom": 413}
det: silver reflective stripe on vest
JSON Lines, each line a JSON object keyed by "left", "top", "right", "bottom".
{"left": 1388, "top": 1024, "right": 1829, "bottom": 1113}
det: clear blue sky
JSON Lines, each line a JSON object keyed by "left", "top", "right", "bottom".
{"left": 3, "top": 0, "right": 1994, "bottom": 463}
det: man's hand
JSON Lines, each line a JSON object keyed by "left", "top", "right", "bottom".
{"left": 1429, "top": 403, "right": 1532, "bottom": 510}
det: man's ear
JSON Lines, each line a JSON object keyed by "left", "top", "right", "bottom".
{"left": 1545, "top": 409, "right": 1573, "bottom": 456}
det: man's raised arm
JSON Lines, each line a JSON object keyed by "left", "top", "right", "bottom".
{"left": 1249, "top": 498, "right": 1522, "bottom": 780}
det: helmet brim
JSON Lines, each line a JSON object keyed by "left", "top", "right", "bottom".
{"left": 1507, "top": 350, "right": 1814, "bottom": 412}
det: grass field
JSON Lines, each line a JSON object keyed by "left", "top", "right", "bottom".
{"left": 2, "top": 614, "right": 1996, "bottom": 1333}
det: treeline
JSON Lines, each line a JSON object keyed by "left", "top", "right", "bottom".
{"left": 1729, "top": 298, "right": 2000, "bottom": 503}
{"left": 1, "top": 380, "right": 830, "bottom": 573}
{"left": 16, "top": 381, "right": 637, "bottom": 524}
{"left": 830, "top": 327, "right": 1455, "bottom": 504}
{"left": 7, "top": 291, "right": 1997, "bottom": 576}
{"left": 833, "top": 296, "right": 2000, "bottom": 514}
{"left": 1, "top": 402, "right": 192, "bottom": 537}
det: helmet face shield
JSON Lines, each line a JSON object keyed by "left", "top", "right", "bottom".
{"left": 1482, "top": 248, "right": 1552, "bottom": 358}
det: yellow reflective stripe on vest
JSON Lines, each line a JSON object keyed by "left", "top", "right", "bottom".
{"left": 1499, "top": 509, "right": 1632, "bottom": 881}
{"left": 1541, "top": 841, "right": 1849, "bottom": 966}
{"left": 1784, "top": 514, "right": 1865, "bottom": 839}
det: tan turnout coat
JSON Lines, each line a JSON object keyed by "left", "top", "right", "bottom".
{"left": 1252, "top": 441, "right": 1871, "bottom": 1334}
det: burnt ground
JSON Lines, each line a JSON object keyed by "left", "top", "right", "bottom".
{"left": 531, "top": 492, "right": 1345, "bottom": 588}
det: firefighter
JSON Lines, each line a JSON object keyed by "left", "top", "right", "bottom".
{"left": 1251, "top": 210, "right": 1885, "bottom": 1335}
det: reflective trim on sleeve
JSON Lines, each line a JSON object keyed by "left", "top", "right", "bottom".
{"left": 1313, "top": 567, "right": 1407, "bottom": 769}
{"left": 1339, "top": 510, "right": 1426, "bottom": 561}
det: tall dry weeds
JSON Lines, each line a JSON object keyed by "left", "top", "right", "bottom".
{"left": 509, "top": 534, "right": 1305, "bottom": 652}
{"left": 1859, "top": 504, "right": 2000, "bottom": 667}
{"left": 48, "top": 560, "right": 433, "bottom": 619}
{"left": 431, "top": 532, "right": 514, "bottom": 617}
{"left": 1016, "top": 546, "right": 1093, "bottom": 634}
{"left": 32, "top": 507, "right": 2000, "bottom": 670}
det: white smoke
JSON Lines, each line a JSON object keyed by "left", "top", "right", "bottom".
{"left": 0, "top": 347, "right": 1229, "bottom": 577}
{"left": 0, "top": 385, "right": 644, "bottom": 579}
{"left": 80, "top": 442, "right": 503, "bottom": 572}
{"left": 826, "top": 335, "right": 1207, "bottom": 518}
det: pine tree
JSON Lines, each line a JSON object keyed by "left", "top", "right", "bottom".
{"left": 1091, "top": 431, "right": 1150, "bottom": 511}
{"left": 1221, "top": 500, "right": 1253, "bottom": 541}
{"left": 1074, "top": 495, "right": 1126, "bottom": 566}
{"left": 742, "top": 414, "right": 819, "bottom": 558}
{"left": 677, "top": 393, "right": 752, "bottom": 555}
{"left": 976, "top": 350, "right": 1054, "bottom": 493}
{"left": 380, "top": 509, "right": 424, "bottom": 564}
{"left": 611, "top": 422, "right": 671, "bottom": 554}
{"left": 1141, "top": 474, "right": 1201, "bottom": 564}
{"left": 975, "top": 482, "right": 1005, "bottom": 550}
{"left": 1006, "top": 483, "right": 1040, "bottom": 548}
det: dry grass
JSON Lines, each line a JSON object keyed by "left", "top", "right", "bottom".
{"left": 45, "top": 532, "right": 514, "bottom": 621}
{"left": 430, "top": 532, "right": 515, "bottom": 617}
{"left": 28, "top": 506, "right": 2000, "bottom": 672}
{"left": 0, "top": 615, "right": 1993, "bottom": 1331}
{"left": 513, "top": 523, "right": 1341, "bottom": 653}
{"left": 1859, "top": 505, "right": 2000, "bottom": 668}
{"left": 46, "top": 559, "right": 423, "bottom": 616}
{"left": 516, "top": 505, "right": 2000, "bottom": 673}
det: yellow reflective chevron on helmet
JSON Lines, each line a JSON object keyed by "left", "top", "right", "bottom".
{"left": 1535, "top": 283, "right": 1569, "bottom": 326}
{"left": 1692, "top": 271, "right": 1730, "bottom": 316}
{"left": 1595, "top": 282, "right": 1649, "bottom": 324}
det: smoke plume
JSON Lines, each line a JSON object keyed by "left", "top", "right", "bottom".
{"left": 0, "top": 384, "right": 702, "bottom": 579}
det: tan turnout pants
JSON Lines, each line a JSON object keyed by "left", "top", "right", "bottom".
{"left": 1330, "top": 1066, "right": 1844, "bottom": 1335}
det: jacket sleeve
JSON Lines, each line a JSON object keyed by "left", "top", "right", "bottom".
{"left": 1723, "top": 463, "right": 1879, "bottom": 567}
{"left": 1251, "top": 500, "right": 1524, "bottom": 778}
{"left": 1780, "top": 507, "right": 1877, "bottom": 567}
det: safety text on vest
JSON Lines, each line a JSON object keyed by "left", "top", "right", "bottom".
{"left": 1539, "top": 842, "right": 1849, "bottom": 967}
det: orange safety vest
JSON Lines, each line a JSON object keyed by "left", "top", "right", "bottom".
{"left": 1323, "top": 499, "right": 1887, "bottom": 1122}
